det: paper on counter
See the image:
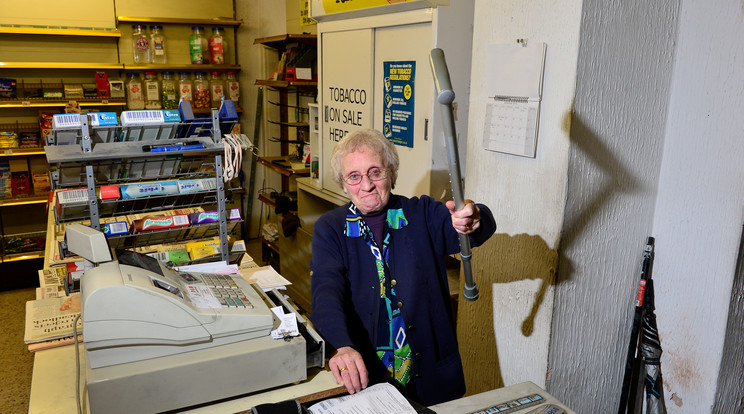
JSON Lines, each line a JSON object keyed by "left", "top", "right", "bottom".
{"left": 308, "top": 382, "right": 416, "bottom": 414}
{"left": 175, "top": 261, "right": 235, "bottom": 273}
{"left": 240, "top": 265, "right": 292, "bottom": 291}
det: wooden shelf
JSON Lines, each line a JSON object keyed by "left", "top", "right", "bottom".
{"left": 0, "top": 148, "right": 46, "bottom": 157}
{"left": 0, "top": 99, "right": 126, "bottom": 108}
{"left": 0, "top": 27, "right": 120, "bottom": 37}
{"left": 253, "top": 34, "right": 317, "bottom": 50}
{"left": 255, "top": 79, "right": 317, "bottom": 89}
{"left": 258, "top": 193, "right": 278, "bottom": 209}
{"left": 0, "top": 195, "right": 49, "bottom": 207}
{"left": 117, "top": 16, "right": 243, "bottom": 27}
{"left": 123, "top": 64, "right": 241, "bottom": 71}
{"left": 2, "top": 251, "right": 44, "bottom": 262}
{"left": 0, "top": 62, "right": 124, "bottom": 70}
{"left": 258, "top": 156, "right": 310, "bottom": 177}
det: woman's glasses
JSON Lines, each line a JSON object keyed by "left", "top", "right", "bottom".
{"left": 343, "top": 168, "right": 388, "bottom": 185}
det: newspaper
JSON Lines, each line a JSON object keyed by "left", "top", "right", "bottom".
{"left": 308, "top": 383, "right": 416, "bottom": 414}
{"left": 24, "top": 294, "right": 82, "bottom": 344}
{"left": 37, "top": 267, "right": 67, "bottom": 299}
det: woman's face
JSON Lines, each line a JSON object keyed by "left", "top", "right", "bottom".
{"left": 340, "top": 146, "right": 392, "bottom": 215}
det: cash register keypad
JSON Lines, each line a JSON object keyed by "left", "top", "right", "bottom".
{"left": 468, "top": 393, "right": 545, "bottom": 413}
{"left": 201, "top": 274, "right": 254, "bottom": 308}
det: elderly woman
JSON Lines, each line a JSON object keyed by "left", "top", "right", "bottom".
{"left": 309, "top": 128, "right": 496, "bottom": 406}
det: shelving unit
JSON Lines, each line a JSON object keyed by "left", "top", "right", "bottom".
{"left": 253, "top": 34, "right": 316, "bottom": 205}
{"left": 0, "top": 10, "right": 245, "bottom": 272}
{"left": 0, "top": 25, "right": 124, "bottom": 269}
{"left": 45, "top": 106, "right": 239, "bottom": 268}
{"left": 251, "top": 34, "right": 318, "bottom": 312}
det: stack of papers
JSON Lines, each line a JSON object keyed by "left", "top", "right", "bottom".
{"left": 308, "top": 383, "right": 416, "bottom": 414}
{"left": 24, "top": 294, "right": 82, "bottom": 345}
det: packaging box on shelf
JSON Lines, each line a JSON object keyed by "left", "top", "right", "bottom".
{"left": 0, "top": 78, "right": 17, "bottom": 98}
{"left": 177, "top": 178, "right": 217, "bottom": 194}
{"left": 39, "top": 112, "right": 55, "bottom": 144}
{"left": 120, "top": 109, "right": 181, "bottom": 141}
{"left": 119, "top": 180, "right": 179, "bottom": 200}
{"left": 30, "top": 157, "right": 50, "bottom": 196}
{"left": 82, "top": 83, "right": 98, "bottom": 98}
{"left": 20, "top": 131, "right": 41, "bottom": 148}
{"left": 187, "top": 208, "right": 241, "bottom": 239}
{"left": 0, "top": 131, "right": 19, "bottom": 149}
{"left": 95, "top": 72, "right": 110, "bottom": 98}
{"left": 51, "top": 113, "right": 83, "bottom": 145}
{"left": 63, "top": 84, "right": 84, "bottom": 99}
{"left": 0, "top": 158, "right": 8, "bottom": 199}
{"left": 55, "top": 188, "right": 117, "bottom": 221}
{"left": 186, "top": 237, "right": 222, "bottom": 260}
{"left": 109, "top": 80, "right": 125, "bottom": 98}
{"left": 129, "top": 214, "right": 190, "bottom": 246}
{"left": 9, "top": 157, "right": 30, "bottom": 198}
{"left": 103, "top": 221, "right": 129, "bottom": 236}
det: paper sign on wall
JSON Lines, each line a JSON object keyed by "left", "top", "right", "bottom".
{"left": 382, "top": 61, "right": 416, "bottom": 148}
{"left": 482, "top": 42, "right": 546, "bottom": 158}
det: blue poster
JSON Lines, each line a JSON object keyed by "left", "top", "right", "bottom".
{"left": 382, "top": 61, "right": 415, "bottom": 148}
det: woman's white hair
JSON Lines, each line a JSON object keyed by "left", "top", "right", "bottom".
{"left": 329, "top": 128, "right": 399, "bottom": 187}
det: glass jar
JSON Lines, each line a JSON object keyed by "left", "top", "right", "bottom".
{"left": 209, "top": 71, "right": 225, "bottom": 108}
{"left": 189, "top": 26, "right": 209, "bottom": 64}
{"left": 178, "top": 72, "right": 193, "bottom": 103}
{"left": 225, "top": 71, "right": 240, "bottom": 102}
{"left": 149, "top": 25, "right": 167, "bottom": 64}
{"left": 161, "top": 71, "right": 178, "bottom": 109}
{"left": 193, "top": 72, "right": 210, "bottom": 109}
{"left": 131, "top": 24, "right": 151, "bottom": 64}
{"left": 143, "top": 71, "right": 162, "bottom": 110}
{"left": 209, "top": 27, "right": 226, "bottom": 64}
{"left": 125, "top": 73, "right": 145, "bottom": 110}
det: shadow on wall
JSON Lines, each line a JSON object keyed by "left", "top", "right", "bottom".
{"left": 456, "top": 233, "right": 558, "bottom": 396}
{"left": 559, "top": 112, "right": 641, "bottom": 254}
{"left": 456, "top": 112, "right": 643, "bottom": 397}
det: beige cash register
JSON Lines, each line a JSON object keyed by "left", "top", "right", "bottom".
{"left": 66, "top": 224, "right": 324, "bottom": 414}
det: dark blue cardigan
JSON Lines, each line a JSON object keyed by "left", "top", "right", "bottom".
{"left": 310, "top": 194, "right": 496, "bottom": 406}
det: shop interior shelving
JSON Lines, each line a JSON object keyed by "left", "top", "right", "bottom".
{"left": 253, "top": 34, "right": 316, "bottom": 209}
{"left": 46, "top": 104, "right": 240, "bottom": 264}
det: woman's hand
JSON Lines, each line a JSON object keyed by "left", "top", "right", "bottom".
{"left": 446, "top": 199, "right": 481, "bottom": 234}
{"left": 329, "top": 346, "right": 369, "bottom": 394}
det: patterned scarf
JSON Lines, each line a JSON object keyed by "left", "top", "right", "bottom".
{"left": 344, "top": 202, "right": 412, "bottom": 387}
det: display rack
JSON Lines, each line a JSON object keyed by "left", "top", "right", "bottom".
{"left": 254, "top": 34, "right": 316, "bottom": 206}
{"left": 46, "top": 103, "right": 238, "bottom": 262}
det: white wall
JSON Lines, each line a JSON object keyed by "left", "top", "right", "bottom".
{"left": 467, "top": 0, "right": 582, "bottom": 388}
{"left": 652, "top": 0, "right": 744, "bottom": 411}
{"left": 546, "top": 0, "right": 679, "bottom": 412}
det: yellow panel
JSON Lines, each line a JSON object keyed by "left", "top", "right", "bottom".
{"left": 114, "top": 0, "right": 234, "bottom": 20}
{"left": 0, "top": 35, "right": 119, "bottom": 64}
{"left": 0, "top": 0, "right": 116, "bottom": 29}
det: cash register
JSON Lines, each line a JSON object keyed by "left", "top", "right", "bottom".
{"left": 66, "top": 224, "right": 323, "bottom": 414}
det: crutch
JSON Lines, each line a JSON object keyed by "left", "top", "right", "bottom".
{"left": 429, "top": 48, "right": 479, "bottom": 302}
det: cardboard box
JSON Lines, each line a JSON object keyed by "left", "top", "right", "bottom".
{"left": 95, "top": 72, "right": 110, "bottom": 98}
{"left": 109, "top": 80, "right": 125, "bottom": 98}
